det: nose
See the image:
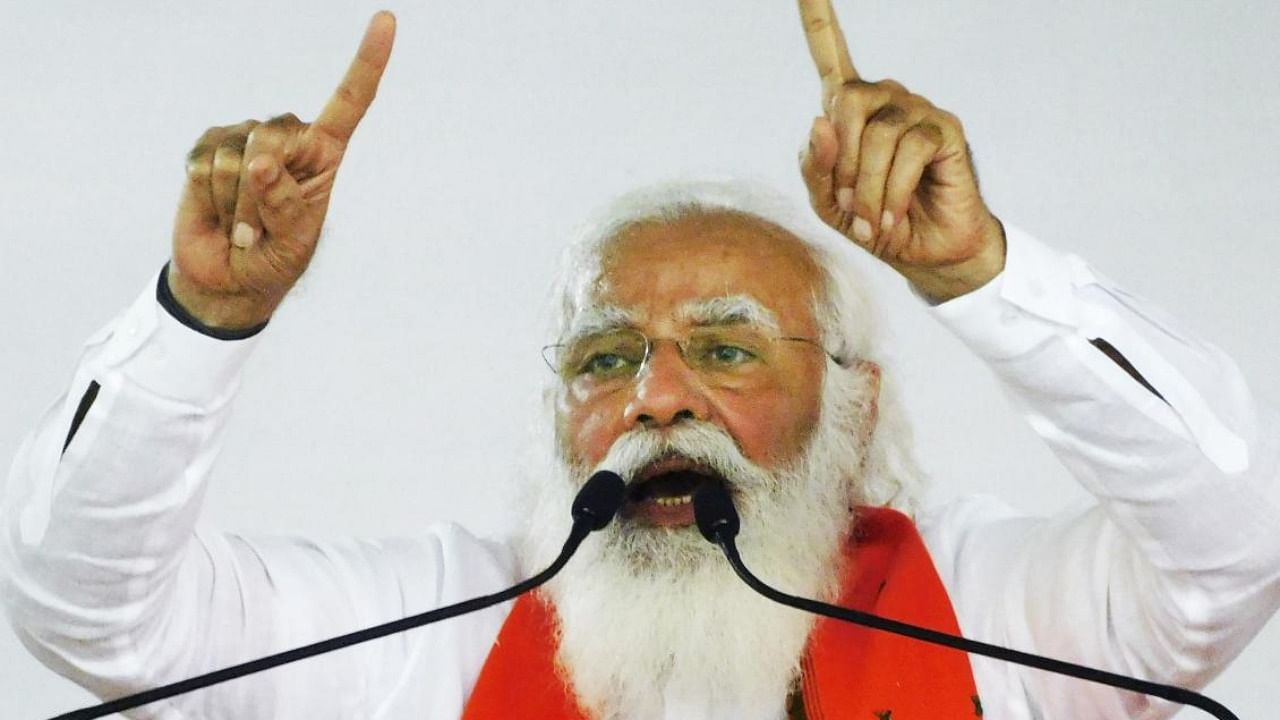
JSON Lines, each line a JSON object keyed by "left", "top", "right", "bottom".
{"left": 622, "top": 339, "right": 712, "bottom": 429}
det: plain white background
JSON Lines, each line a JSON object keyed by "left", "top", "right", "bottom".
{"left": 2, "top": 1, "right": 1277, "bottom": 717}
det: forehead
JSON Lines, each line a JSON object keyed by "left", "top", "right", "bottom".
{"left": 593, "top": 211, "right": 824, "bottom": 332}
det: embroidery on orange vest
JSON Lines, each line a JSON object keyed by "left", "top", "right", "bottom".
{"left": 462, "top": 507, "right": 980, "bottom": 719}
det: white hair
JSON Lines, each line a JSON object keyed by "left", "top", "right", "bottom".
{"left": 509, "top": 179, "right": 930, "bottom": 717}
{"left": 544, "top": 178, "right": 925, "bottom": 513}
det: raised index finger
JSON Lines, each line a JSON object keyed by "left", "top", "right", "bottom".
{"left": 312, "top": 11, "right": 397, "bottom": 144}
{"left": 797, "top": 0, "right": 859, "bottom": 105}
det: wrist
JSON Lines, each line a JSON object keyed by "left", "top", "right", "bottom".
{"left": 161, "top": 263, "right": 272, "bottom": 338}
{"left": 904, "top": 215, "right": 1007, "bottom": 304}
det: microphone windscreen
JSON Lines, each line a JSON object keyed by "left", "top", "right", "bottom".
{"left": 693, "top": 482, "right": 740, "bottom": 543}
{"left": 572, "top": 471, "right": 626, "bottom": 530}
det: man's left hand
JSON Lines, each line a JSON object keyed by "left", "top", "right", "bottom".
{"left": 797, "top": 0, "right": 1005, "bottom": 303}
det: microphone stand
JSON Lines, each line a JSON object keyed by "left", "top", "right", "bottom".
{"left": 47, "top": 471, "right": 625, "bottom": 720}
{"left": 692, "top": 484, "right": 1240, "bottom": 720}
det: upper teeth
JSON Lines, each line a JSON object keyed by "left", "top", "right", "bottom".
{"left": 654, "top": 495, "right": 692, "bottom": 507}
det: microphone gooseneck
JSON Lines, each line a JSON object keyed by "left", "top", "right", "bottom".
{"left": 691, "top": 483, "right": 1240, "bottom": 720}
{"left": 48, "top": 470, "right": 626, "bottom": 720}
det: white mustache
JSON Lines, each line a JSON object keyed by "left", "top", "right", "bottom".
{"left": 590, "top": 421, "right": 775, "bottom": 494}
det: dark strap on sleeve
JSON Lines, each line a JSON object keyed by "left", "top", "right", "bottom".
{"left": 1089, "top": 337, "right": 1165, "bottom": 402}
{"left": 62, "top": 381, "right": 101, "bottom": 455}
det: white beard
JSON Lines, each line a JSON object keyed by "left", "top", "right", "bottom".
{"left": 516, "top": 379, "right": 872, "bottom": 719}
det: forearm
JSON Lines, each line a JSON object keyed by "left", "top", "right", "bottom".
{"left": 935, "top": 224, "right": 1277, "bottom": 553}
{"left": 0, "top": 271, "right": 257, "bottom": 687}
{"left": 931, "top": 225, "right": 1280, "bottom": 714}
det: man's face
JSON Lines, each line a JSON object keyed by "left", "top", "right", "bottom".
{"left": 556, "top": 211, "right": 828, "bottom": 527}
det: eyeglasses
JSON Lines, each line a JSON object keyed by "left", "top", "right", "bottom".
{"left": 541, "top": 326, "right": 844, "bottom": 396}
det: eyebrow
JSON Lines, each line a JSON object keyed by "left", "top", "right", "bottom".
{"left": 564, "top": 303, "right": 642, "bottom": 341}
{"left": 563, "top": 295, "right": 781, "bottom": 344}
{"left": 676, "top": 295, "right": 781, "bottom": 333}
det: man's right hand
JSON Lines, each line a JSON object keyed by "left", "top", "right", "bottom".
{"left": 167, "top": 11, "right": 396, "bottom": 331}
{"left": 796, "top": 0, "right": 1004, "bottom": 303}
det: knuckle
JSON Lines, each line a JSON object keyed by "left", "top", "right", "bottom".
{"left": 877, "top": 78, "right": 908, "bottom": 94}
{"left": 245, "top": 125, "right": 283, "bottom": 151}
{"left": 868, "top": 104, "right": 909, "bottom": 127}
{"left": 904, "top": 123, "right": 944, "bottom": 148}
{"left": 936, "top": 108, "right": 964, "bottom": 133}
{"left": 211, "top": 154, "right": 242, "bottom": 180}
{"left": 185, "top": 143, "right": 212, "bottom": 169}
{"left": 268, "top": 112, "right": 301, "bottom": 127}
{"left": 218, "top": 133, "right": 249, "bottom": 158}
{"left": 184, "top": 158, "right": 209, "bottom": 182}
{"left": 837, "top": 81, "right": 880, "bottom": 107}
{"left": 904, "top": 93, "right": 934, "bottom": 114}
{"left": 186, "top": 128, "right": 225, "bottom": 167}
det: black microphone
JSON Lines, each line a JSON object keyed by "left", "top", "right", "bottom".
{"left": 47, "top": 470, "right": 626, "bottom": 720}
{"left": 692, "top": 483, "right": 1241, "bottom": 720}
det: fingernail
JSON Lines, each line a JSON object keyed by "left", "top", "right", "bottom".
{"left": 837, "top": 188, "right": 855, "bottom": 213}
{"left": 881, "top": 210, "right": 895, "bottom": 233}
{"left": 853, "top": 216, "right": 873, "bottom": 244}
{"left": 232, "top": 222, "right": 256, "bottom": 248}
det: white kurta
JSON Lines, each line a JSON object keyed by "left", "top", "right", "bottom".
{"left": 3, "top": 226, "right": 1278, "bottom": 720}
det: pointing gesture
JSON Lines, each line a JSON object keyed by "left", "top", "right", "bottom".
{"left": 798, "top": 0, "right": 859, "bottom": 108}
{"left": 312, "top": 13, "right": 396, "bottom": 146}
{"left": 796, "top": 0, "right": 1005, "bottom": 302}
{"left": 168, "top": 12, "right": 396, "bottom": 330}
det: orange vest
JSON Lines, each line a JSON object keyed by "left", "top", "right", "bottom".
{"left": 462, "top": 507, "right": 982, "bottom": 719}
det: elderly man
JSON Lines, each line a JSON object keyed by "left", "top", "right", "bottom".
{"left": 3, "top": 3, "right": 1278, "bottom": 719}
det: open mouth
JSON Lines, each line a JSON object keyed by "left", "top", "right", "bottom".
{"left": 623, "top": 456, "right": 726, "bottom": 525}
